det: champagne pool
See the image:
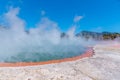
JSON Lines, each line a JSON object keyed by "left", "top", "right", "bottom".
{"left": 0, "top": 7, "right": 94, "bottom": 66}
{"left": 1, "top": 45, "right": 88, "bottom": 63}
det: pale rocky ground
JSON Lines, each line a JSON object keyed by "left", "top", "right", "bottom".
{"left": 0, "top": 44, "right": 120, "bottom": 80}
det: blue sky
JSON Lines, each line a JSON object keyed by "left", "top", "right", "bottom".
{"left": 0, "top": 0, "right": 120, "bottom": 33}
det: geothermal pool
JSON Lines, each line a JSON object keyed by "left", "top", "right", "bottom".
{"left": 0, "top": 45, "right": 87, "bottom": 63}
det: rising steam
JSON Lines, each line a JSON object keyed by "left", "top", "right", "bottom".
{"left": 0, "top": 7, "right": 94, "bottom": 62}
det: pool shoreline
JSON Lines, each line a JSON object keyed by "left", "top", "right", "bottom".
{"left": 0, "top": 47, "right": 94, "bottom": 67}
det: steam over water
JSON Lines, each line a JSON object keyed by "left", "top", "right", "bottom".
{"left": 0, "top": 7, "right": 91, "bottom": 62}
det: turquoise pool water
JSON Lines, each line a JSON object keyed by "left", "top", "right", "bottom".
{"left": 4, "top": 46, "right": 87, "bottom": 62}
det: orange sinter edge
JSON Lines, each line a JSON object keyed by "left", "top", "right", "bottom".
{"left": 0, "top": 47, "right": 94, "bottom": 67}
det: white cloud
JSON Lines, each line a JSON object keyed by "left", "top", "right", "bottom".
{"left": 73, "top": 15, "right": 83, "bottom": 23}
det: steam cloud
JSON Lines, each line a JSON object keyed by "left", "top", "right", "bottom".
{"left": 0, "top": 7, "right": 95, "bottom": 62}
